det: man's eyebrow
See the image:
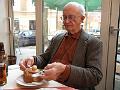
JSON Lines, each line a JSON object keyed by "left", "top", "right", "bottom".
{"left": 63, "top": 15, "right": 75, "bottom": 16}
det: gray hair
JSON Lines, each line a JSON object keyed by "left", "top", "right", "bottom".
{"left": 64, "top": 2, "right": 85, "bottom": 16}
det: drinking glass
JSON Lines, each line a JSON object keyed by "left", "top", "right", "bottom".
{"left": 0, "top": 63, "right": 7, "bottom": 86}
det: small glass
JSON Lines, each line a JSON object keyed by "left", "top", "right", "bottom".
{"left": 0, "top": 63, "right": 7, "bottom": 86}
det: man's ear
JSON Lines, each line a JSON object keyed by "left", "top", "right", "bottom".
{"left": 81, "top": 16, "right": 85, "bottom": 23}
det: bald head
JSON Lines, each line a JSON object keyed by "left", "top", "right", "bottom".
{"left": 64, "top": 2, "right": 85, "bottom": 16}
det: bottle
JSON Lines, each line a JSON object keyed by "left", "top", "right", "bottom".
{"left": 0, "top": 62, "right": 7, "bottom": 86}
{"left": 0, "top": 42, "right": 7, "bottom": 86}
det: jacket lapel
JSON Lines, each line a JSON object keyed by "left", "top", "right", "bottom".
{"left": 51, "top": 33, "right": 65, "bottom": 58}
{"left": 72, "top": 30, "right": 89, "bottom": 67}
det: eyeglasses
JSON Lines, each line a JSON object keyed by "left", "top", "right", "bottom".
{"left": 61, "top": 15, "right": 79, "bottom": 21}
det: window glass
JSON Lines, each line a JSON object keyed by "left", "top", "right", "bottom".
{"left": 43, "top": 0, "right": 101, "bottom": 50}
{"left": 13, "top": 0, "right": 36, "bottom": 64}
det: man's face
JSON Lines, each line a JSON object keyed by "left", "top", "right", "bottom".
{"left": 63, "top": 5, "right": 84, "bottom": 34}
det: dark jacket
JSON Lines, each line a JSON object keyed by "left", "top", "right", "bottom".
{"left": 34, "top": 30, "right": 103, "bottom": 90}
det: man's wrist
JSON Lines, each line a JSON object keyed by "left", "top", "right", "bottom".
{"left": 57, "top": 65, "right": 71, "bottom": 82}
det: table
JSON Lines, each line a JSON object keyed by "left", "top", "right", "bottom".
{"left": 2, "top": 65, "right": 76, "bottom": 90}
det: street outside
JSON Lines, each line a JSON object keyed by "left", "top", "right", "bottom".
{"left": 15, "top": 46, "right": 36, "bottom": 64}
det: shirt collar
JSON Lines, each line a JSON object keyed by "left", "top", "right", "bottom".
{"left": 65, "top": 31, "right": 80, "bottom": 39}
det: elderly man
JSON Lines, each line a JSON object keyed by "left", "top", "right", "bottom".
{"left": 19, "top": 2, "right": 103, "bottom": 90}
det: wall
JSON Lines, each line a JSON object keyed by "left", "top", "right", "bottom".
{"left": 0, "top": 0, "right": 10, "bottom": 54}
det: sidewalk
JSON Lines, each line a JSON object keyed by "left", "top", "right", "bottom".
{"left": 15, "top": 46, "right": 36, "bottom": 64}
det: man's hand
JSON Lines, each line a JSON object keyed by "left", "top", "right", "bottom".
{"left": 41, "top": 62, "right": 66, "bottom": 81}
{"left": 19, "top": 56, "right": 35, "bottom": 71}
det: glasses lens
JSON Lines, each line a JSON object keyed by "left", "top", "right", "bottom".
{"left": 61, "top": 15, "right": 76, "bottom": 21}
{"left": 68, "top": 15, "right": 75, "bottom": 20}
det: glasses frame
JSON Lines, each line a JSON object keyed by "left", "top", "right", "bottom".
{"left": 60, "top": 15, "right": 80, "bottom": 21}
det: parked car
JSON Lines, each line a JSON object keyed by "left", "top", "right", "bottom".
{"left": 14, "top": 30, "right": 36, "bottom": 47}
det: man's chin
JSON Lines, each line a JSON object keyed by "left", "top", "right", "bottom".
{"left": 65, "top": 27, "right": 73, "bottom": 31}
{"left": 66, "top": 28, "right": 73, "bottom": 31}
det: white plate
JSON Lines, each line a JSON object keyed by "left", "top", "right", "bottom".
{"left": 16, "top": 75, "right": 47, "bottom": 87}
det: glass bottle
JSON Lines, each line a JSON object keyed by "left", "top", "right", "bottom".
{"left": 0, "top": 42, "right": 7, "bottom": 86}
{"left": 0, "top": 58, "right": 7, "bottom": 86}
